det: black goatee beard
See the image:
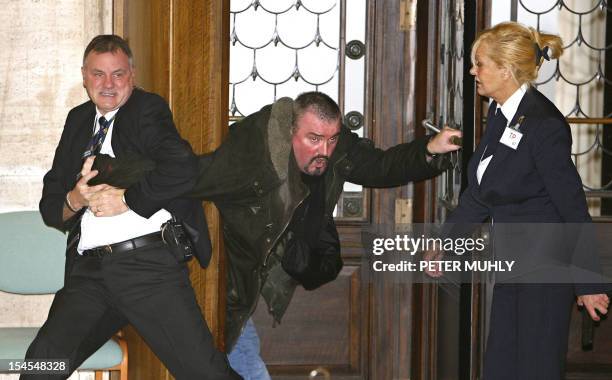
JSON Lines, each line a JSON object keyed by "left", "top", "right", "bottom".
{"left": 303, "top": 155, "right": 329, "bottom": 176}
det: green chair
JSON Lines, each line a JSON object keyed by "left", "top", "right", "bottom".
{"left": 0, "top": 211, "right": 127, "bottom": 380}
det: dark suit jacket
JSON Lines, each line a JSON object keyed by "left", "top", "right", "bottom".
{"left": 446, "top": 87, "right": 606, "bottom": 294}
{"left": 39, "top": 88, "right": 212, "bottom": 269}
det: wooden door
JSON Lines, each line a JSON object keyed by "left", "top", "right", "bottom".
{"left": 227, "top": 0, "right": 440, "bottom": 378}
{"left": 113, "top": 1, "right": 230, "bottom": 378}
{"left": 112, "top": 0, "right": 483, "bottom": 378}
{"left": 412, "top": 1, "right": 487, "bottom": 379}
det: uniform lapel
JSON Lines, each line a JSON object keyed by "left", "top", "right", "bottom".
{"left": 109, "top": 89, "right": 140, "bottom": 157}
{"left": 66, "top": 103, "right": 96, "bottom": 186}
{"left": 479, "top": 88, "right": 535, "bottom": 188}
{"left": 474, "top": 103, "right": 504, "bottom": 187}
{"left": 74, "top": 104, "right": 96, "bottom": 157}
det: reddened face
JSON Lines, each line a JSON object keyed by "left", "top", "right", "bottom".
{"left": 291, "top": 110, "right": 341, "bottom": 176}
{"left": 82, "top": 50, "right": 135, "bottom": 114}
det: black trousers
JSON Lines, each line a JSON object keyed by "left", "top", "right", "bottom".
{"left": 483, "top": 284, "right": 575, "bottom": 380}
{"left": 21, "top": 241, "right": 241, "bottom": 380}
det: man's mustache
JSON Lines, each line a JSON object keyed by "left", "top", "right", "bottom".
{"left": 308, "top": 155, "right": 329, "bottom": 165}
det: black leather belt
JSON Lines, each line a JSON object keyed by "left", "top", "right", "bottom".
{"left": 82, "top": 232, "right": 163, "bottom": 257}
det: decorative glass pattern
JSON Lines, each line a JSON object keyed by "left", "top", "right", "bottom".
{"left": 229, "top": 0, "right": 368, "bottom": 219}
{"left": 229, "top": 0, "right": 339, "bottom": 117}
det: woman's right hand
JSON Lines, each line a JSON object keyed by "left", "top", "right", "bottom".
{"left": 577, "top": 293, "right": 610, "bottom": 321}
{"left": 423, "top": 249, "right": 444, "bottom": 278}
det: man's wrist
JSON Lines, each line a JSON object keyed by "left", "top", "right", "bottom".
{"left": 65, "top": 191, "right": 81, "bottom": 213}
{"left": 425, "top": 137, "right": 439, "bottom": 159}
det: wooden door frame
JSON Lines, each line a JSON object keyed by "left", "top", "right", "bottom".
{"left": 411, "top": 1, "right": 488, "bottom": 379}
{"left": 113, "top": 1, "right": 230, "bottom": 378}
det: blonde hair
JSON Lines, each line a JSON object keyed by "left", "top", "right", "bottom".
{"left": 471, "top": 22, "right": 563, "bottom": 85}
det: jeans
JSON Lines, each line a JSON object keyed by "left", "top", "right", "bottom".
{"left": 227, "top": 318, "right": 271, "bottom": 380}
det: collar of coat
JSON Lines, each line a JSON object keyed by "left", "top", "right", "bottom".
{"left": 267, "top": 97, "right": 295, "bottom": 183}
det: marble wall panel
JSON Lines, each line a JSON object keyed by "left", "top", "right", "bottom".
{"left": 0, "top": 0, "right": 112, "bottom": 339}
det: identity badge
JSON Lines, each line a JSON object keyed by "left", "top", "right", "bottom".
{"left": 500, "top": 127, "right": 523, "bottom": 150}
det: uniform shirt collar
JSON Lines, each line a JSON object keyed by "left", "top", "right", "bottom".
{"left": 496, "top": 83, "right": 528, "bottom": 125}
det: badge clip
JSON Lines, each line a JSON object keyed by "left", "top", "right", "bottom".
{"left": 510, "top": 115, "right": 525, "bottom": 131}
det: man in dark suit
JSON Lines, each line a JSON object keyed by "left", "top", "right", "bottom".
{"left": 22, "top": 35, "right": 240, "bottom": 380}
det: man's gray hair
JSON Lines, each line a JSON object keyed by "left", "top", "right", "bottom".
{"left": 83, "top": 35, "right": 134, "bottom": 67}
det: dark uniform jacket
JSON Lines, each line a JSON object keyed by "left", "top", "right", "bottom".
{"left": 444, "top": 86, "right": 609, "bottom": 380}
{"left": 446, "top": 87, "right": 606, "bottom": 293}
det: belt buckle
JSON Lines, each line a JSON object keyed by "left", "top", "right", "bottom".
{"left": 102, "top": 245, "right": 113, "bottom": 254}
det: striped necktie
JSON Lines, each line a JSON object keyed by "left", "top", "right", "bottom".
{"left": 83, "top": 116, "right": 113, "bottom": 159}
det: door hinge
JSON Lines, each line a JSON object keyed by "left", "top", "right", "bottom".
{"left": 400, "top": 0, "right": 417, "bottom": 31}
{"left": 395, "top": 198, "right": 413, "bottom": 230}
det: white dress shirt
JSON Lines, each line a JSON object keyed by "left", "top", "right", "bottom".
{"left": 78, "top": 108, "right": 172, "bottom": 252}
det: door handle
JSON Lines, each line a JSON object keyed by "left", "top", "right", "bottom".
{"left": 422, "top": 118, "right": 462, "bottom": 146}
